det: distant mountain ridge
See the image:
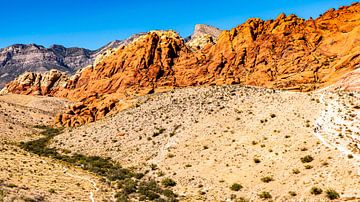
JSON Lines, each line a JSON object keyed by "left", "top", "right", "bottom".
{"left": 0, "top": 44, "right": 92, "bottom": 87}
{"left": 0, "top": 33, "right": 147, "bottom": 88}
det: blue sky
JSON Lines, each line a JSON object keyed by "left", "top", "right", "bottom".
{"left": 0, "top": 0, "right": 355, "bottom": 50}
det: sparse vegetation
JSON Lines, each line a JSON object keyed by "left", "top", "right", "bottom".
{"left": 19, "top": 126, "right": 177, "bottom": 201}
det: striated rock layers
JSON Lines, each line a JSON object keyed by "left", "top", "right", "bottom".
{"left": 0, "top": 34, "right": 145, "bottom": 88}
{"left": 3, "top": 3, "right": 360, "bottom": 127}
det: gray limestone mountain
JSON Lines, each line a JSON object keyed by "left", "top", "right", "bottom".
{"left": 0, "top": 44, "right": 92, "bottom": 88}
{"left": 185, "top": 24, "right": 222, "bottom": 50}
{"left": 0, "top": 33, "right": 145, "bottom": 88}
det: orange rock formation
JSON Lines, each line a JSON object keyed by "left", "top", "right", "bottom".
{"left": 3, "top": 3, "right": 360, "bottom": 127}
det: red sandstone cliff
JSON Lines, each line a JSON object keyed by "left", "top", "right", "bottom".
{"left": 3, "top": 3, "right": 359, "bottom": 127}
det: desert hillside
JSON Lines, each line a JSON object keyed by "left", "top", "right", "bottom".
{"left": 0, "top": 2, "right": 359, "bottom": 202}
{"left": 48, "top": 85, "right": 359, "bottom": 201}
{"left": 0, "top": 95, "right": 117, "bottom": 201}
{"left": 2, "top": 3, "right": 359, "bottom": 127}
{"left": 0, "top": 85, "right": 358, "bottom": 201}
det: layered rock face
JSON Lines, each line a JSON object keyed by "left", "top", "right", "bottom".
{"left": 0, "top": 34, "right": 145, "bottom": 88}
{"left": 4, "top": 3, "right": 360, "bottom": 127}
{"left": 0, "top": 44, "right": 92, "bottom": 88}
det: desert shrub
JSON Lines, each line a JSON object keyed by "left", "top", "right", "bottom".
{"left": 0, "top": 189, "right": 4, "bottom": 198}
{"left": 138, "top": 180, "right": 161, "bottom": 200}
{"left": 292, "top": 169, "right": 300, "bottom": 174}
{"left": 153, "top": 128, "right": 166, "bottom": 137}
{"left": 300, "top": 155, "right": 314, "bottom": 163}
{"left": 253, "top": 158, "right": 261, "bottom": 163}
{"left": 120, "top": 179, "right": 137, "bottom": 195}
{"left": 261, "top": 176, "right": 274, "bottom": 183}
{"left": 7, "top": 183, "right": 17, "bottom": 188}
{"left": 326, "top": 189, "right": 340, "bottom": 200}
{"left": 162, "top": 189, "right": 177, "bottom": 198}
{"left": 304, "top": 165, "right": 313, "bottom": 169}
{"left": 161, "top": 178, "right": 176, "bottom": 187}
{"left": 258, "top": 191, "right": 272, "bottom": 199}
{"left": 288, "top": 191, "right": 297, "bottom": 196}
{"left": 230, "top": 183, "right": 243, "bottom": 191}
{"left": 310, "top": 187, "right": 323, "bottom": 195}
{"left": 235, "top": 197, "right": 250, "bottom": 202}
{"left": 150, "top": 164, "right": 158, "bottom": 170}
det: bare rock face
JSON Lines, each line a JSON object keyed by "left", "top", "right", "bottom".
{"left": 4, "top": 3, "right": 360, "bottom": 127}
{"left": 192, "top": 24, "right": 222, "bottom": 39}
{"left": 0, "top": 69, "right": 69, "bottom": 95}
{"left": 327, "top": 68, "right": 360, "bottom": 91}
{"left": 186, "top": 24, "right": 222, "bottom": 50}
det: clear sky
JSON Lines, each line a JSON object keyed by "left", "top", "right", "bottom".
{"left": 0, "top": 0, "right": 355, "bottom": 50}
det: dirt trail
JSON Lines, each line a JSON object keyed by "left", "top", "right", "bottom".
{"left": 63, "top": 168, "right": 99, "bottom": 202}
{"left": 314, "top": 92, "right": 360, "bottom": 172}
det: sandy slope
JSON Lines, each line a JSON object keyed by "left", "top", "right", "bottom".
{"left": 0, "top": 95, "right": 113, "bottom": 202}
{"left": 50, "top": 85, "right": 360, "bottom": 201}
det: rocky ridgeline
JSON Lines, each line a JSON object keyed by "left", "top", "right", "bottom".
{"left": 3, "top": 3, "right": 360, "bottom": 127}
{"left": 0, "top": 33, "right": 146, "bottom": 88}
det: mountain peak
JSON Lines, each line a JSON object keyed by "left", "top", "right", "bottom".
{"left": 193, "top": 24, "right": 222, "bottom": 39}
